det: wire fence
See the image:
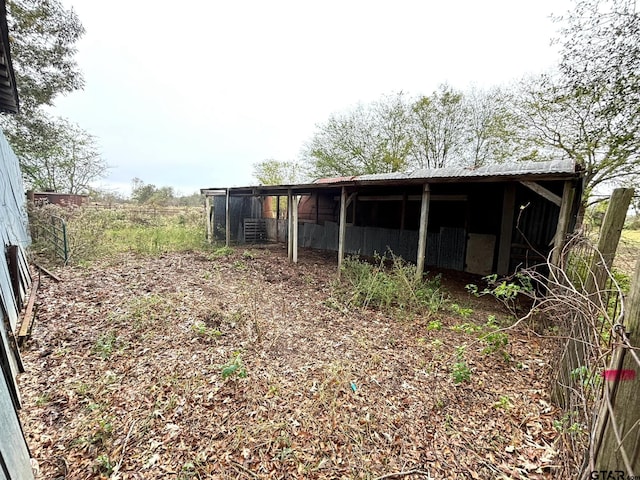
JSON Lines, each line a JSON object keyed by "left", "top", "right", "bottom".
{"left": 517, "top": 230, "right": 638, "bottom": 476}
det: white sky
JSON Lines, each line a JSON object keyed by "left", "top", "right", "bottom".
{"left": 54, "top": 0, "right": 571, "bottom": 197}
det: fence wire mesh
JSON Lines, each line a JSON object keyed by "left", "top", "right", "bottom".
{"left": 518, "top": 231, "right": 637, "bottom": 477}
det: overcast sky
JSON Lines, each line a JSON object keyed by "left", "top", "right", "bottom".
{"left": 53, "top": 0, "right": 571, "bottom": 197}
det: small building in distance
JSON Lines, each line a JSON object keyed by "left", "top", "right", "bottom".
{"left": 30, "top": 191, "right": 88, "bottom": 206}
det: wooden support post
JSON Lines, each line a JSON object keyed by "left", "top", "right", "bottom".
{"left": 497, "top": 184, "right": 516, "bottom": 275}
{"left": 338, "top": 187, "right": 347, "bottom": 274}
{"left": 551, "top": 181, "right": 576, "bottom": 266}
{"left": 287, "top": 189, "right": 293, "bottom": 261}
{"left": 416, "top": 184, "right": 431, "bottom": 281}
{"left": 204, "top": 195, "right": 213, "bottom": 244}
{"left": 593, "top": 257, "right": 640, "bottom": 476}
{"left": 275, "top": 196, "right": 280, "bottom": 242}
{"left": 292, "top": 196, "right": 299, "bottom": 263}
{"left": 225, "top": 189, "right": 231, "bottom": 247}
{"left": 587, "top": 188, "right": 634, "bottom": 293}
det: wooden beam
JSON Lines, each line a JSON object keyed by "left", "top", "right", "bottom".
{"left": 292, "top": 196, "right": 299, "bottom": 264}
{"left": 18, "top": 276, "right": 39, "bottom": 341}
{"left": 550, "top": 181, "right": 576, "bottom": 266}
{"left": 415, "top": 184, "right": 431, "bottom": 280}
{"left": 34, "top": 263, "right": 61, "bottom": 283}
{"left": 520, "top": 181, "right": 561, "bottom": 206}
{"left": 497, "top": 184, "right": 516, "bottom": 274}
{"left": 204, "top": 196, "right": 213, "bottom": 244}
{"left": 275, "top": 196, "right": 280, "bottom": 242}
{"left": 338, "top": 187, "right": 347, "bottom": 274}
{"left": 332, "top": 194, "right": 467, "bottom": 202}
{"left": 287, "top": 189, "right": 293, "bottom": 261}
{"left": 225, "top": 188, "right": 231, "bottom": 247}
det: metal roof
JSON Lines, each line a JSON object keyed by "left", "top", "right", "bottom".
{"left": 201, "top": 159, "right": 580, "bottom": 196}
{"left": 356, "top": 159, "right": 576, "bottom": 181}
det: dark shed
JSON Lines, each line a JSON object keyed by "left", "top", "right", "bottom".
{"left": 202, "top": 159, "right": 583, "bottom": 277}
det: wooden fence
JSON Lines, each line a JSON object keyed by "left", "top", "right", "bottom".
{"left": 539, "top": 188, "right": 639, "bottom": 477}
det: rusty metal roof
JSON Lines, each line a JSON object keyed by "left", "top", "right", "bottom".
{"left": 353, "top": 160, "right": 576, "bottom": 182}
{"left": 202, "top": 160, "right": 580, "bottom": 196}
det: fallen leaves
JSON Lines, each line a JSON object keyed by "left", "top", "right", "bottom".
{"left": 18, "top": 247, "right": 564, "bottom": 479}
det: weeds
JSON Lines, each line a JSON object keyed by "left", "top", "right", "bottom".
{"left": 336, "top": 252, "right": 445, "bottom": 315}
{"left": 466, "top": 273, "right": 533, "bottom": 316}
{"left": 220, "top": 352, "right": 248, "bottom": 380}
{"left": 93, "top": 331, "right": 120, "bottom": 359}
{"left": 450, "top": 303, "right": 473, "bottom": 318}
{"left": 192, "top": 321, "right": 222, "bottom": 339}
{"left": 451, "top": 345, "right": 471, "bottom": 384}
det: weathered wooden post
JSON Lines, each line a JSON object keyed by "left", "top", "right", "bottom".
{"left": 415, "top": 183, "right": 430, "bottom": 281}
{"left": 292, "top": 195, "right": 299, "bottom": 264}
{"left": 592, "top": 257, "right": 640, "bottom": 476}
{"left": 287, "top": 189, "right": 293, "bottom": 261}
{"left": 550, "top": 180, "right": 576, "bottom": 267}
{"left": 586, "top": 188, "right": 634, "bottom": 294}
{"left": 337, "top": 187, "right": 347, "bottom": 275}
{"left": 204, "top": 195, "right": 213, "bottom": 244}
{"left": 225, "top": 189, "right": 230, "bottom": 247}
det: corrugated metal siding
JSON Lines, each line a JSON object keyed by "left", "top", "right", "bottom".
{"left": 212, "top": 196, "right": 262, "bottom": 243}
{"left": 0, "top": 126, "right": 34, "bottom": 480}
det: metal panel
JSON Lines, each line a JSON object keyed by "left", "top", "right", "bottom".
{"left": 426, "top": 232, "right": 440, "bottom": 266}
{"left": 0, "top": 364, "right": 33, "bottom": 480}
{"left": 438, "top": 227, "right": 466, "bottom": 270}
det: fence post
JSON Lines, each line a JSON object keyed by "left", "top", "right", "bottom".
{"left": 592, "top": 257, "right": 640, "bottom": 476}
{"left": 586, "top": 188, "right": 634, "bottom": 294}
{"left": 552, "top": 189, "right": 633, "bottom": 409}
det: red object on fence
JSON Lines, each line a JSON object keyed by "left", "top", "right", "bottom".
{"left": 602, "top": 369, "right": 636, "bottom": 381}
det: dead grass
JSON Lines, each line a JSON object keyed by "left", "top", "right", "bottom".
{"left": 20, "top": 246, "right": 562, "bottom": 479}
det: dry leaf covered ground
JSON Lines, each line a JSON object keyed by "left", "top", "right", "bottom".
{"left": 19, "top": 246, "right": 563, "bottom": 479}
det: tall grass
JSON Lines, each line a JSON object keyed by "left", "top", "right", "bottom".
{"left": 29, "top": 204, "right": 208, "bottom": 265}
{"left": 335, "top": 253, "right": 445, "bottom": 316}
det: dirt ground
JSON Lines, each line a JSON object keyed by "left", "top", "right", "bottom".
{"left": 19, "top": 246, "right": 563, "bottom": 479}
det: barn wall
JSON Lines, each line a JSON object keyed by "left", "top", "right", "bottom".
{"left": 0, "top": 127, "right": 35, "bottom": 480}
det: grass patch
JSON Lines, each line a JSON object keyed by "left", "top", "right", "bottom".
{"left": 335, "top": 253, "right": 445, "bottom": 316}
{"left": 29, "top": 204, "right": 209, "bottom": 265}
{"left": 622, "top": 228, "right": 640, "bottom": 244}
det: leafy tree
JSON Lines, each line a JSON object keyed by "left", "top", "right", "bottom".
{"left": 131, "top": 179, "right": 176, "bottom": 206}
{"left": 409, "top": 84, "right": 467, "bottom": 169}
{"left": 538, "top": 0, "right": 640, "bottom": 203}
{"left": 6, "top": 0, "right": 85, "bottom": 112}
{"left": 302, "top": 92, "right": 413, "bottom": 178}
{"left": 252, "top": 159, "right": 301, "bottom": 185}
{"left": 7, "top": 111, "right": 106, "bottom": 193}
{"left": 516, "top": 73, "right": 639, "bottom": 206}
{"left": 463, "top": 87, "right": 524, "bottom": 168}
{"left": 0, "top": 0, "right": 95, "bottom": 193}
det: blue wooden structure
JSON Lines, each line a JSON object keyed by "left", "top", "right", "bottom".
{"left": 0, "top": 0, "right": 35, "bottom": 477}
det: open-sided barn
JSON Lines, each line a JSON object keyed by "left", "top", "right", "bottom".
{"left": 202, "top": 159, "right": 583, "bottom": 277}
